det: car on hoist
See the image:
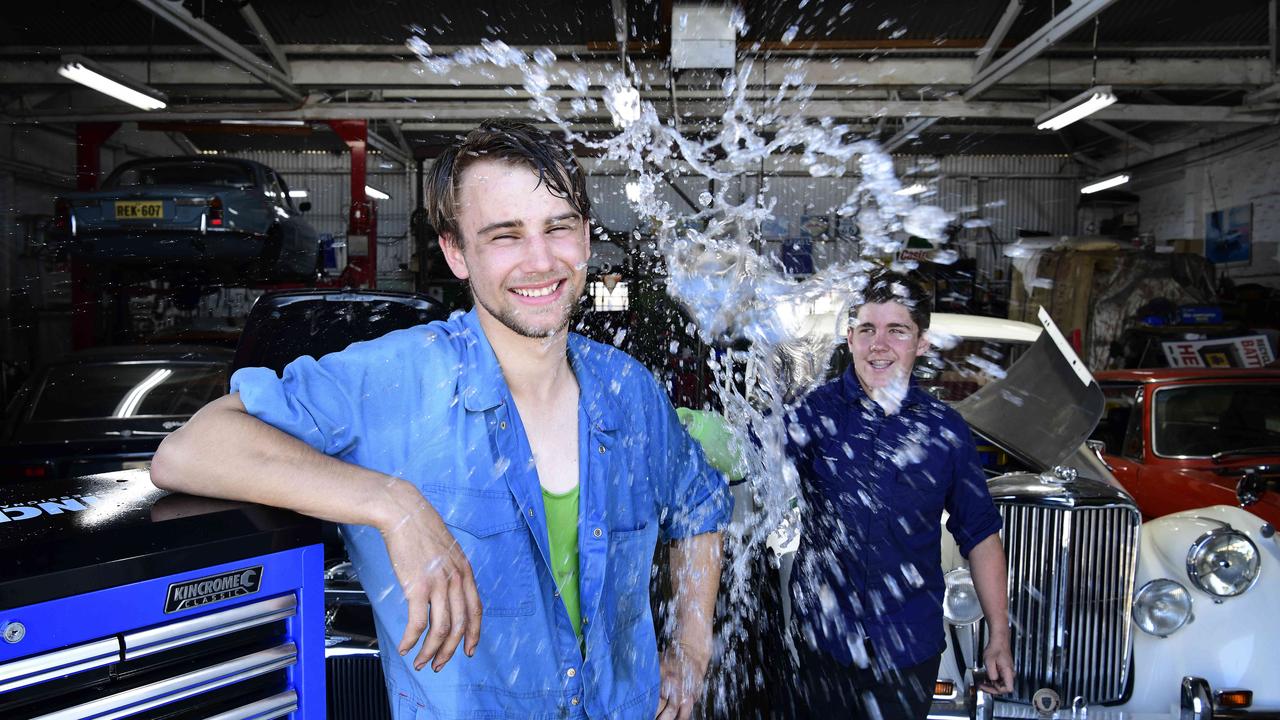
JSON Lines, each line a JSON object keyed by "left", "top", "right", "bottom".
{"left": 48, "top": 156, "right": 320, "bottom": 284}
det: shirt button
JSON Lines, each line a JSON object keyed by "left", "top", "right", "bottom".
{"left": 528, "top": 508, "right": 534, "bottom": 518}
{"left": 571, "top": 697, "right": 580, "bottom": 706}
{"left": 598, "top": 445, "right": 605, "bottom": 454}
{"left": 566, "top": 667, "right": 576, "bottom": 678}
{"left": 554, "top": 589, "right": 560, "bottom": 597}
{"left": 500, "top": 421, "right": 507, "bottom": 430}
{"left": 592, "top": 528, "right": 602, "bottom": 538}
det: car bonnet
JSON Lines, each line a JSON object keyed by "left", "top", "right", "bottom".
{"left": 953, "top": 307, "right": 1104, "bottom": 472}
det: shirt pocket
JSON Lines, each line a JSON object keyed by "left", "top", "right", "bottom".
{"left": 604, "top": 522, "right": 658, "bottom": 632}
{"left": 420, "top": 484, "right": 535, "bottom": 617}
{"left": 890, "top": 471, "right": 945, "bottom": 549}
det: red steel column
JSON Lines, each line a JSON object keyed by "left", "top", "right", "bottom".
{"left": 71, "top": 122, "right": 120, "bottom": 349}
{"left": 327, "top": 120, "right": 376, "bottom": 288}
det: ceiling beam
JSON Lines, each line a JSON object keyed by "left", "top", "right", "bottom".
{"left": 237, "top": 2, "right": 291, "bottom": 79}
{"left": 166, "top": 131, "right": 200, "bottom": 155}
{"left": 881, "top": 117, "right": 939, "bottom": 152}
{"left": 974, "top": 0, "right": 1024, "bottom": 74}
{"left": 386, "top": 120, "right": 412, "bottom": 155}
{"left": 131, "top": 0, "right": 304, "bottom": 104}
{"left": 8, "top": 99, "right": 1271, "bottom": 125}
{"left": 3, "top": 57, "right": 1271, "bottom": 91}
{"left": 964, "top": 0, "right": 1120, "bottom": 100}
{"left": 366, "top": 129, "right": 412, "bottom": 168}
{"left": 1085, "top": 120, "right": 1155, "bottom": 154}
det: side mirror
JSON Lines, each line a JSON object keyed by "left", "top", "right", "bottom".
{"left": 1237, "top": 471, "right": 1264, "bottom": 508}
{"left": 299, "top": 201, "right": 312, "bottom": 212}
{"left": 1085, "top": 439, "right": 1114, "bottom": 471}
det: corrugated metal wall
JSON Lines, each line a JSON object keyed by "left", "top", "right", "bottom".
{"left": 224, "top": 151, "right": 416, "bottom": 271}
{"left": 589, "top": 154, "right": 1081, "bottom": 279}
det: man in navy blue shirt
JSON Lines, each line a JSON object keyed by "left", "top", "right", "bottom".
{"left": 785, "top": 272, "right": 1014, "bottom": 719}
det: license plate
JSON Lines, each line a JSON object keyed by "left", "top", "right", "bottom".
{"left": 115, "top": 201, "right": 164, "bottom": 220}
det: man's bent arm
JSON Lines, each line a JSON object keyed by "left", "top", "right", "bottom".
{"left": 151, "top": 393, "right": 483, "bottom": 670}
{"left": 969, "top": 533, "right": 1014, "bottom": 695}
{"left": 656, "top": 531, "right": 722, "bottom": 720}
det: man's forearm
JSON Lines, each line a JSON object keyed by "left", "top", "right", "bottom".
{"left": 667, "top": 532, "right": 723, "bottom": 649}
{"left": 969, "top": 533, "right": 1010, "bottom": 639}
{"left": 151, "top": 393, "right": 408, "bottom": 531}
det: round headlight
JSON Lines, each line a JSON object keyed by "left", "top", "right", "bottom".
{"left": 1186, "top": 529, "right": 1261, "bottom": 597}
{"left": 1133, "top": 579, "right": 1192, "bottom": 636}
{"left": 943, "top": 568, "right": 984, "bottom": 625}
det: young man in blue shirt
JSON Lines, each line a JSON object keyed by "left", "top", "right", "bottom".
{"left": 152, "top": 121, "right": 731, "bottom": 720}
{"left": 784, "top": 272, "right": 1014, "bottom": 719}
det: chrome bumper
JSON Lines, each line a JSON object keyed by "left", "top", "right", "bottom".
{"left": 926, "top": 678, "right": 1280, "bottom": 720}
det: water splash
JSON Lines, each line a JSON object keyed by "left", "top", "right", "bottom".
{"left": 407, "top": 33, "right": 960, "bottom": 713}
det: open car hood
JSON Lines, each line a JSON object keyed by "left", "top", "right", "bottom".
{"left": 954, "top": 308, "right": 1103, "bottom": 472}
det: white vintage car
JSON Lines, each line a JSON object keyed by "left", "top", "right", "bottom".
{"left": 772, "top": 308, "right": 1280, "bottom": 719}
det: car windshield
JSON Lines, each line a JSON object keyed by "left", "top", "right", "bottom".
{"left": 28, "top": 362, "right": 228, "bottom": 421}
{"left": 1153, "top": 383, "right": 1280, "bottom": 457}
{"left": 105, "top": 161, "right": 255, "bottom": 190}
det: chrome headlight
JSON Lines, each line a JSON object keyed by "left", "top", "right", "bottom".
{"left": 943, "top": 568, "right": 984, "bottom": 624}
{"left": 1186, "top": 529, "right": 1261, "bottom": 597}
{"left": 1133, "top": 579, "right": 1192, "bottom": 636}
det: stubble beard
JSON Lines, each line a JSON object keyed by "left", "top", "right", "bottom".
{"left": 473, "top": 275, "right": 583, "bottom": 339}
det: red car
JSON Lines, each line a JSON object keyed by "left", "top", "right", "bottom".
{"left": 1089, "top": 368, "right": 1280, "bottom": 527}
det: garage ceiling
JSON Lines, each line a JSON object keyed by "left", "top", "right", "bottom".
{"left": 2, "top": 0, "right": 1277, "bottom": 170}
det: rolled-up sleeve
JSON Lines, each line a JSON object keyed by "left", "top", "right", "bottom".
{"left": 648, "top": 379, "right": 733, "bottom": 542}
{"left": 231, "top": 352, "right": 367, "bottom": 457}
{"left": 943, "top": 420, "right": 1003, "bottom": 558}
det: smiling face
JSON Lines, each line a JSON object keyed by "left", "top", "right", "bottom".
{"left": 440, "top": 159, "right": 590, "bottom": 340}
{"left": 847, "top": 301, "right": 931, "bottom": 395}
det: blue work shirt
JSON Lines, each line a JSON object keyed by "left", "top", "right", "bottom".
{"left": 785, "top": 367, "right": 1001, "bottom": 670}
{"left": 231, "top": 308, "right": 732, "bottom": 719}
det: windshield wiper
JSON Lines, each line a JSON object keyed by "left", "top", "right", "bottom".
{"left": 1212, "top": 446, "right": 1280, "bottom": 463}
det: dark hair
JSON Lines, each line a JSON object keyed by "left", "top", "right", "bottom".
{"left": 850, "top": 271, "right": 932, "bottom": 330}
{"left": 424, "top": 120, "right": 591, "bottom": 247}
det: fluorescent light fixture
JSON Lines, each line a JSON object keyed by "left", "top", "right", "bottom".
{"left": 364, "top": 185, "right": 390, "bottom": 200}
{"left": 57, "top": 54, "right": 167, "bottom": 111}
{"left": 289, "top": 190, "right": 309, "bottom": 198}
{"left": 1036, "top": 85, "right": 1117, "bottom": 131}
{"left": 895, "top": 183, "right": 929, "bottom": 196}
{"left": 220, "top": 119, "right": 306, "bottom": 126}
{"left": 1080, "top": 174, "right": 1130, "bottom": 194}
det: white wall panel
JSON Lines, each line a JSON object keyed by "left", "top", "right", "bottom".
{"left": 1133, "top": 127, "right": 1280, "bottom": 288}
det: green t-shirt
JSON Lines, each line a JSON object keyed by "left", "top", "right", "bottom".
{"left": 542, "top": 484, "right": 582, "bottom": 642}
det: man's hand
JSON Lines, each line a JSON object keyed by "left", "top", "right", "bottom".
{"left": 979, "top": 634, "right": 1015, "bottom": 695}
{"left": 378, "top": 480, "right": 483, "bottom": 672}
{"left": 656, "top": 638, "right": 711, "bottom": 720}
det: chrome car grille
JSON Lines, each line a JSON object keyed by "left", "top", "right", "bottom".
{"left": 326, "top": 652, "right": 391, "bottom": 720}
{"left": 993, "top": 502, "right": 1141, "bottom": 704}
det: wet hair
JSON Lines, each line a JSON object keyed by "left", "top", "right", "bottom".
{"left": 424, "top": 120, "right": 591, "bottom": 247}
{"left": 849, "top": 271, "right": 932, "bottom": 331}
